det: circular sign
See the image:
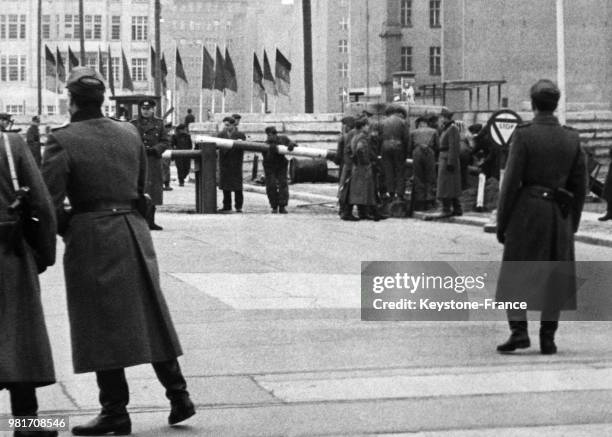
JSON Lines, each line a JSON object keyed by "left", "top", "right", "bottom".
{"left": 487, "top": 109, "right": 522, "bottom": 147}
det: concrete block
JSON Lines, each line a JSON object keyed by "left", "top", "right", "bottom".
{"left": 283, "top": 121, "right": 342, "bottom": 133}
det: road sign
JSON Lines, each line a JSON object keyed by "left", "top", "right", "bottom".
{"left": 487, "top": 109, "right": 522, "bottom": 147}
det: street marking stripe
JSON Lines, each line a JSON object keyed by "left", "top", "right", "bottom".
{"left": 171, "top": 273, "right": 361, "bottom": 309}
{"left": 255, "top": 367, "right": 612, "bottom": 402}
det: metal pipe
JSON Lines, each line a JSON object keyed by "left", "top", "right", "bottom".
{"left": 165, "top": 134, "right": 338, "bottom": 161}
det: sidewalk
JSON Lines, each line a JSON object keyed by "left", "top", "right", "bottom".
{"left": 242, "top": 181, "right": 612, "bottom": 248}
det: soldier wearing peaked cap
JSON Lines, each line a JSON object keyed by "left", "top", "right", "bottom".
{"left": 42, "top": 67, "right": 195, "bottom": 435}
{"left": 131, "top": 98, "right": 169, "bottom": 230}
{"left": 495, "top": 79, "right": 587, "bottom": 356}
{"left": 218, "top": 116, "right": 246, "bottom": 212}
{"left": 0, "top": 112, "right": 14, "bottom": 132}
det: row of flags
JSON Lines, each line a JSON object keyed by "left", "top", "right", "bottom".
{"left": 43, "top": 44, "right": 292, "bottom": 102}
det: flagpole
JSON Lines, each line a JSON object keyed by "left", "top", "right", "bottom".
{"left": 174, "top": 41, "right": 178, "bottom": 125}
{"left": 250, "top": 53, "right": 254, "bottom": 114}
{"left": 55, "top": 48, "right": 59, "bottom": 116}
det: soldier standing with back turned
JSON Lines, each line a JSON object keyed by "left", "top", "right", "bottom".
{"left": 495, "top": 79, "right": 587, "bottom": 355}
{"left": 131, "top": 99, "right": 169, "bottom": 230}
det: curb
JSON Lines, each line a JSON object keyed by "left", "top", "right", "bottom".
{"left": 244, "top": 184, "right": 612, "bottom": 248}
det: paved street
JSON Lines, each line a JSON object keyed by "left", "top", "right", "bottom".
{"left": 2, "top": 183, "right": 611, "bottom": 436}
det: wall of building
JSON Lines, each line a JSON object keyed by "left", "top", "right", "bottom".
{"left": 443, "top": 0, "right": 612, "bottom": 111}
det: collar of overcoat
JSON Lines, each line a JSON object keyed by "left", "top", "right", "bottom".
{"left": 533, "top": 113, "right": 560, "bottom": 126}
{"left": 70, "top": 108, "right": 104, "bottom": 123}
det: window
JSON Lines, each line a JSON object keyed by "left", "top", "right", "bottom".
{"left": 429, "top": 46, "right": 441, "bottom": 75}
{"left": 111, "top": 16, "right": 121, "bottom": 40}
{"left": 131, "top": 58, "right": 147, "bottom": 81}
{"left": 1, "top": 55, "right": 27, "bottom": 82}
{"left": 401, "top": 46, "right": 412, "bottom": 71}
{"left": 46, "top": 105, "right": 56, "bottom": 116}
{"left": 42, "top": 15, "right": 50, "bottom": 39}
{"left": 338, "top": 39, "right": 348, "bottom": 54}
{"left": 85, "top": 53, "right": 97, "bottom": 69}
{"left": 338, "top": 87, "right": 348, "bottom": 102}
{"left": 4, "top": 14, "right": 26, "bottom": 39}
{"left": 64, "top": 15, "right": 81, "bottom": 39}
{"left": 339, "top": 17, "right": 348, "bottom": 31}
{"left": 6, "top": 105, "right": 24, "bottom": 115}
{"left": 338, "top": 62, "right": 348, "bottom": 78}
{"left": 83, "top": 15, "right": 102, "bottom": 40}
{"left": 430, "top": 0, "right": 441, "bottom": 28}
{"left": 131, "top": 16, "right": 148, "bottom": 41}
{"left": 400, "top": 0, "right": 412, "bottom": 27}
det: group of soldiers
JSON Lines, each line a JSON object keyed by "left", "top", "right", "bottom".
{"left": 335, "top": 104, "right": 473, "bottom": 221}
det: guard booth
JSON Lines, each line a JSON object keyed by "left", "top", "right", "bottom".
{"left": 110, "top": 94, "right": 162, "bottom": 120}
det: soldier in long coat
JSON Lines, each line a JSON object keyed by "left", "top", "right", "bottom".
{"left": 495, "top": 79, "right": 587, "bottom": 355}
{"left": 131, "top": 99, "right": 169, "bottom": 230}
{"left": 598, "top": 148, "right": 612, "bottom": 221}
{"left": 410, "top": 115, "right": 439, "bottom": 211}
{"left": 218, "top": 116, "right": 246, "bottom": 212}
{"left": 348, "top": 117, "right": 378, "bottom": 219}
{"left": 42, "top": 68, "right": 195, "bottom": 435}
{"left": 336, "top": 116, "right": 358, "bottom": 220}
{"left": 1, "top": 132, "right": 58, "bottom": 437}
{"left": 436, "top": 109, "right": 463, "bottom": 216}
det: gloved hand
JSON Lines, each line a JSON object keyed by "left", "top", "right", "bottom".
{"left": 446, "top": 164, "right": 455, "bottom": 172}
{"left": 287, "top": 143, "right": 296, "bottom": 152}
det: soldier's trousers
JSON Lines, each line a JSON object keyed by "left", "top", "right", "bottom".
{"left": 264, "top": 162, "right": 289, "bottom": 208}
{"left": 381, "top": 145, "right": 406, "bottom": 197}
{"left": 223, "top": 190, "right": 244, "bottom": 210}
{"left": 175, "top": 158, "right": 191, "bottom": 184}
{"left": 95, "top": 359, "right": 189, "bottom": 416}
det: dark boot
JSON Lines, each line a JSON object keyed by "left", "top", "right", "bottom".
{"left": 497, "top": 320, "right": 530, "bottom": 353}
{"left": 439, "top": 199, "right": 453, "bottom": 217}
{"left": 9, "top": 385, "right": 58, "bottom": 437}
{"left": 278, "top": 206, "right": 288, "bottom": 214}
{"left": 148, "top": 206, "right": 163, "bottom": 231}
{"left": 153, "top": 360, "right": 195, "bottom": 425}
{"left": 540, "top": 321, "right": 559, "bottom": 355}
{"left": 72, "top": 369, "right": 131, "bottom": 436}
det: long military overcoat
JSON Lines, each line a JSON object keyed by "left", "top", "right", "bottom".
{"left": 348, "top": 131, "right": 377, "bottom": 206}
{"left": 0, "top": 133, "right": 56, "bottom": 386}
{"left": 131, "top": 116, "right": 169, "bottom": 205}
{"left": 42, "top": 111, "right": 182, "bottom": 373}
{"left": 496, "top": 114, "right": 587, "bottom": 311}
{"left": 218, "top": 129, "right": 246, "bottom": 191}
{"left": 436, "top": 121, "right": 462, "bottom": 199}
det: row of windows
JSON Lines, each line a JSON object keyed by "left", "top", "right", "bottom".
{"left": 40, "top": 15, "right": 147, "bottom": 41}
{"left": 335, "top": 46, "right": 442, "bottom": 79}
{"left": 401, "top": 46, "right": 441, "bottom": 75}
{"left": 0, "top": 55, "right": 27, "bottom": 82}
{"left": 400, "top": 0, "right": 442, "bottom": 28}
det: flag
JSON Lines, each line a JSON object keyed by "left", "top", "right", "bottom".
{"left": 175, "top": 47, "right": 188, "bottom": 85}
{"left": 150, "top": 46, "right": 157, "bottom": 78}
{"left": 253, "top": 53, "right": 265, "bottom": 101}
{"left": 44, "top": 45, "right": 57, "bottom": 92}
{"left": 121, "top": 49, "right": 134, "bottom": 91}
{"left": 56, "top": 47, "right": 66, "bottom": 83}
{"left": 98, "top": 46, "right": 105, "bottom": 79}
{"left": 213, "top": 46, "right": 225, "bottom": 91}
{"left": 68, "top": 46, "right": 79, "bottom": 71}
{"left": 275, "top": 49, "right": 291, "bottom": 96}
{"left": 224, "top": 48, "right": 237, "bottom": 92}
{"left": 107, "top": 45, "right": 115, "bottom": 96}
{"left": 262, "top": 50, "right": 277, "bottom": 96}
{"left": 201, "top": 46, "right": 214, "bottom": 90}
{"left": 160, "top": 53, "right": 168, "bottom": 91}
